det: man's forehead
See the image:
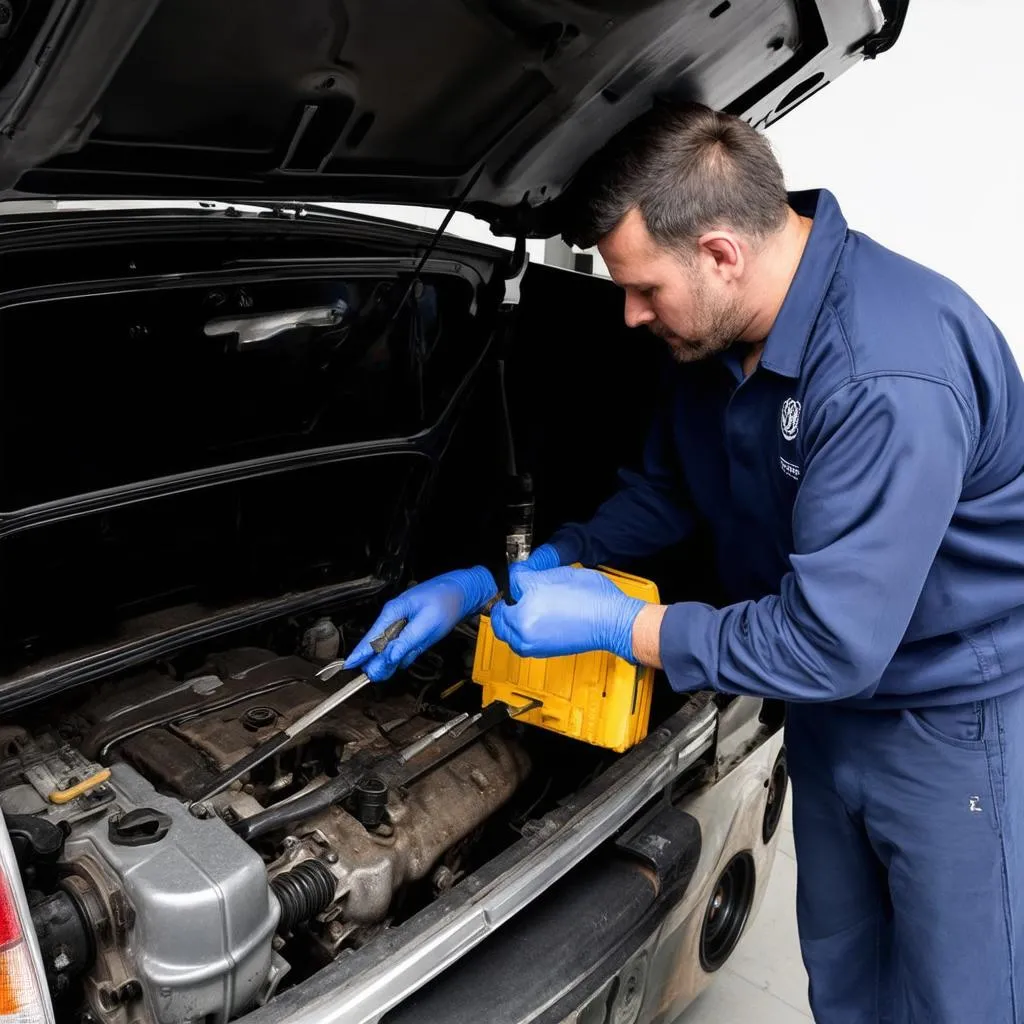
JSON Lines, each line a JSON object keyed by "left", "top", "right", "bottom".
{"left": 602, "top": 209, "right": 654, "bottom": 252}
{"left": 599, "top": 210, "right": 661, "bottom": 278}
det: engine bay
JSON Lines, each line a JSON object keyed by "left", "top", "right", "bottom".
{"left": 0, "top": 614, "right": 570, "bottom": 1024}
{"left": 0, "top": 214, "right": 691, "bottom": 1024}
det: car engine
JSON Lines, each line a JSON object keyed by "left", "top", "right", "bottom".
{"left": 0, "top": 629, "right": 532, "bottom": 1024}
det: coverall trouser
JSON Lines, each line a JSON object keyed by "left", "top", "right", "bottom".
{"left": 785, "top": 686, "right": 1024, "bottom": 1023}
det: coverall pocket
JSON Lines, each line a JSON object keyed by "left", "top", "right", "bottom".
{"left": 903, "top": 701, "right": 987, "bottom": 751}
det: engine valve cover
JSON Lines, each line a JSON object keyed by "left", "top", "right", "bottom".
{"left": 63, "top": 762, "right": 279, "bottom": 1024}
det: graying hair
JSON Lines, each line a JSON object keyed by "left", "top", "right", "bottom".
{"left": 564, "top": 102, "right": 789, "bottom": 252}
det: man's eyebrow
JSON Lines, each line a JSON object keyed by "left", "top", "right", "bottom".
{"left": 607, "top": 270, "right": 641, "bottom": 287}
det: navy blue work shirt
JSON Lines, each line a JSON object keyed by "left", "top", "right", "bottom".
{"left": 550, "top": 189, "right": 1024, "bottom": 707}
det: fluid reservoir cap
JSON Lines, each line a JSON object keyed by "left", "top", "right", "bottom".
{"left": 109, "top": 808, "right": 172, "bottom": 847}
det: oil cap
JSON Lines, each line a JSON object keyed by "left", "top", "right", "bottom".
{"left": 108, "top": 808, "right": 172, "bottom": 847}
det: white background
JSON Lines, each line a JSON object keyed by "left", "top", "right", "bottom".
{"left": 346, "top": 1, "right": 1023, "bottom": 359}
{"left": 767, "top": 0, "right": 1023, "bottom": 360}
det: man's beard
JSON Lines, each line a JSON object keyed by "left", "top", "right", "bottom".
{"left": 651, "top": 280, "right": 749, "bottom": 364}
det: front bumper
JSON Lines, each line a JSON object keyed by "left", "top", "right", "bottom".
{"left": 382, "top": 724, "right": 786, "bottom": 1024}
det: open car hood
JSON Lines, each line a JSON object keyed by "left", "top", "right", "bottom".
{"left": 0, "top": 0, "right": 906, "bottom": 233}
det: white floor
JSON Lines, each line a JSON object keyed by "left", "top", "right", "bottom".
{"left": 679, "top": 798, "right": 812, "bottom": 1023}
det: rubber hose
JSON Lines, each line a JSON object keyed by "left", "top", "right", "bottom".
{"left": 271, "top": 860, "right": 337, "bottom": 932}
{"left": 234, "top": 768, "right": 365, "bottom": 843}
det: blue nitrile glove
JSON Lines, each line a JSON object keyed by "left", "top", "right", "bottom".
{"left": 519, "top": 543, "right": 562, "bottom": 572}
{"left": 490, "top": 566, "right": 645, "bottom": 662}
{"left": 508, "top": 542, "right": 563, "bottom": 596}
{"left": 344, "top": 566, "right": 497, "bottom": 682}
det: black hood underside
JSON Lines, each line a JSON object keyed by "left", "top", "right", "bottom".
{"left": 0, "top": 0, "right": 906, "bottom": 233}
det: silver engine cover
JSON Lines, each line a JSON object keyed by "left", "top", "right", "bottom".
{"left": 64, "top": 762, "right": 279, "bottom": 1024}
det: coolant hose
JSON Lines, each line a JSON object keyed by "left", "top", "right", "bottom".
{"left": 232, "top": 753, "right": 388, "bottom": 844}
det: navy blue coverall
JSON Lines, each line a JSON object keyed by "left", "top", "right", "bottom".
{"left": 547, "top": 190, "right": 1024, "bottom": 1022}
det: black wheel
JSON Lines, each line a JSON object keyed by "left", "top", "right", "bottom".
{"left": 762, "top": 747, "right": 788, "bottom": 844}
{"left": 699, "top": 852, "right": 755, "bottom": 972}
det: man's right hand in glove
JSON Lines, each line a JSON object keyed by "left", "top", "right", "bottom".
{"left": 508, "top": 542, "right": 563, "bottom": 595}
{"left": 517, "top": 543, "right": 562, "bottom": 572}
{"left": 343, "top": 566, "right": 497, "bottom": 682}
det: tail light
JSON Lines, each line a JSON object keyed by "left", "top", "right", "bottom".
{"left": 0, "top": 819, "right": 55, "bottom": 1024}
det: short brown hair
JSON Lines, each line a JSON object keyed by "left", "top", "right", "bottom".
{"left": 563, "top": 102, "right": 789, "bottom": 251}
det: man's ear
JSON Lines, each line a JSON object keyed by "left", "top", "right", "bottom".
{"left": 697, "top": 232, "right": 744, "bottom": 282}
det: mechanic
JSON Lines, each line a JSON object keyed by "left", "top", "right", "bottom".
{"left": 345, "top": 102, "right": 1024, "bottom": 1023}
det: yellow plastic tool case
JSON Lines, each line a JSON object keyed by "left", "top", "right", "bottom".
{"left": 472, "top": 566, "right": 660, "bottom": 753}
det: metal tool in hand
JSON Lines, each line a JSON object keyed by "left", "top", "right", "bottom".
{"left": 188, "top": 618, "right": 408, "bottom": 810}
{"left": 315, "top": 617, "right": 408, "bottom": 683}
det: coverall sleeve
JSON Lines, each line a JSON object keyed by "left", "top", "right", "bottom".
{"left": 546, "top": 399, "right": 695, "bottom": 568}
{"left": 659, "top": 374, "right": 975, "bottom": 701}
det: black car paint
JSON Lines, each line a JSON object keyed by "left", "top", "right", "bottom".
{"left": 0, "top": 208, "right": 505, "bottom": 711}
{"left": 0, "top": 1, "right": 908, "bottom": 234}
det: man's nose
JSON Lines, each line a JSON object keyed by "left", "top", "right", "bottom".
{"left": 624, "top": 292, "right": 655, "bottom": 329}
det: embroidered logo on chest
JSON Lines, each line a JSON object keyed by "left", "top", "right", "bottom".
{"left": 780, "top": 397, "right": 801, "bottom": 442}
